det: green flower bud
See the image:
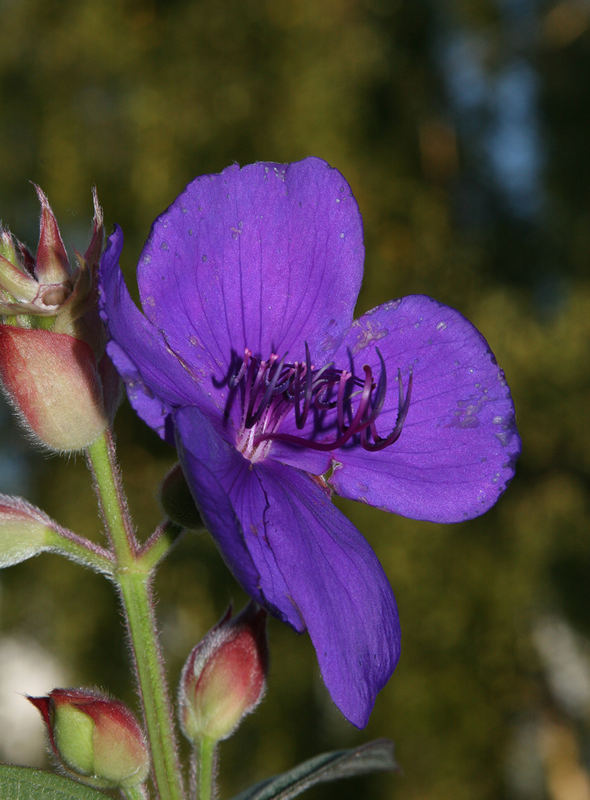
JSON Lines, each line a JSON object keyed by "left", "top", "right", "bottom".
{"left": 28, "top": 688, "right": 150, "bottom": 790}
{"left": 0, "top": 495, "right": 54, "bottom": 568}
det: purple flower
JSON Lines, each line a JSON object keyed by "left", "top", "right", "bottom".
{"left": 99, "top": 158, "right": 520, "bottom": 727}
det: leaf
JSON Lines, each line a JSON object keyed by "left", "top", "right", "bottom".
{"left": 231, "top": 738, "right": 397, "bottom": 800}
{"left": 0, "top": 765, "right": 111, "bottom": 799}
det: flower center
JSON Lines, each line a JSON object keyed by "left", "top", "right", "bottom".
{"left": 227, "top": 344, "right": 412, "bottom": 464}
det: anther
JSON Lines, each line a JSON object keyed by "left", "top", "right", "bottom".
{"left": 231, "top": 344, "right": 412, "bottom": 455}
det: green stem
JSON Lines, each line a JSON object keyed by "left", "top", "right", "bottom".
{"left": 137, "top": 521, "right": 183, "bottom": 572}
{"left": 189, "top": 747, "right": 197, "bottom": 800}
{"left": 122, "top": 783, "right": 149, "bottom": 800}
{"left": 45, "top": 529, "right": 114, "bottom": 577}
{"left": 197, "top": 738, "right": 217, "bottom": 800}
{"left": 87, "top": 430, "right": 138, "bottom": 561}
{"left": 87, "top": 431, "right": 185, "bottom": 800}
{"left": 119, "top": 571, "right": 184, "bottom": 800}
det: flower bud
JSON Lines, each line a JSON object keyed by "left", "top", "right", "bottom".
{"left": 0, "top": 187, "right": 119, "bottom": 451}
{"left": 0, "top": 326, "right": 108, "bottom": 450}
{"left": 0, "top": 186, "right": 101, "bottom": 328}
{"left": 28, "top": 688, "right": 149, "bottom": 790}
{"left": 0, "top": 494, "right": 54, "bottom": 568}
{"left": 179, "top": 603, "right": 268, "bottom": 744}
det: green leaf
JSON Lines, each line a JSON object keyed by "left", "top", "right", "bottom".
{"left": 0, "top": 765, "right": 111, "bottom": 799}
{"left": 231, "top": 738, "right": 397, "bottom": 800}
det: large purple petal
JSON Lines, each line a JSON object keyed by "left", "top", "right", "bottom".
{"left": 328, "top": 295, "right": 520, "bottom": 522}
{"left": 249, "top": 463, "right": 400, "bottom": 728}
{"left": 173, "top": 406, "right": 263, "bottom": 602}
{"left": 136, "top": 158, "right": 364, "bottom": 377}
{"left": 175, "top": 405, "right": 399, "bottom": 727}
{"left": 99, "top": 227, "right": 209, "bottom": 437}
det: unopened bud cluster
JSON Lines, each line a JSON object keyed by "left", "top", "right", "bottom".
{"left": 0, "top": 185, "right": 103, "bottom": 336}
{"left": 0, "top": 187, "right": 119, "bottom": 451}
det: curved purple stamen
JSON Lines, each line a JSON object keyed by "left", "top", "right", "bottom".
{"left": 232, "top": 345, "right": 412, "bottom": 453}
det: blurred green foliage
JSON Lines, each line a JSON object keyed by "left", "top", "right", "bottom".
{"left": 1, "top": 0, "right": 590, "bottom": 798}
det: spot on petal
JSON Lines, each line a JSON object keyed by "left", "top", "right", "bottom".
{"left": 350, "top": 320, "right": 388, "bottom": 354}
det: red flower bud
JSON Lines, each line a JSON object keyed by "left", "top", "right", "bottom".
{"left": 179, "top": 603, "right": 268, "bottom": 743}
{"left": 0, "top": 327, "right": 108, "bottom": 451}
{"left": 28, "top": 688, "right": 149, "bottom": 790}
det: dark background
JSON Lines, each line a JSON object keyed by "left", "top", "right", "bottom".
{"left": 1, "top": 1, "right": 589, "bottom": 798}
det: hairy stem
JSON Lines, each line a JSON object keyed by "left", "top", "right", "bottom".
{"left": 87, "top": 430, "right": 184, "bottom": 800}
{"left": 45, "top": 528, "right": 114, "bottom": 576}
{"left": 87, "top": 429, "right": 137, "bottom": 558}
{"left": 197, "top": 738, "right": 217, "bottom": 800}
{"left": 122, "top": 783, "right": 149, "bottom": 800}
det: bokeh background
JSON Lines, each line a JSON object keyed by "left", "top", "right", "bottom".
{"left": 1, "top": 1, "right": 589, "bottom": 798}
